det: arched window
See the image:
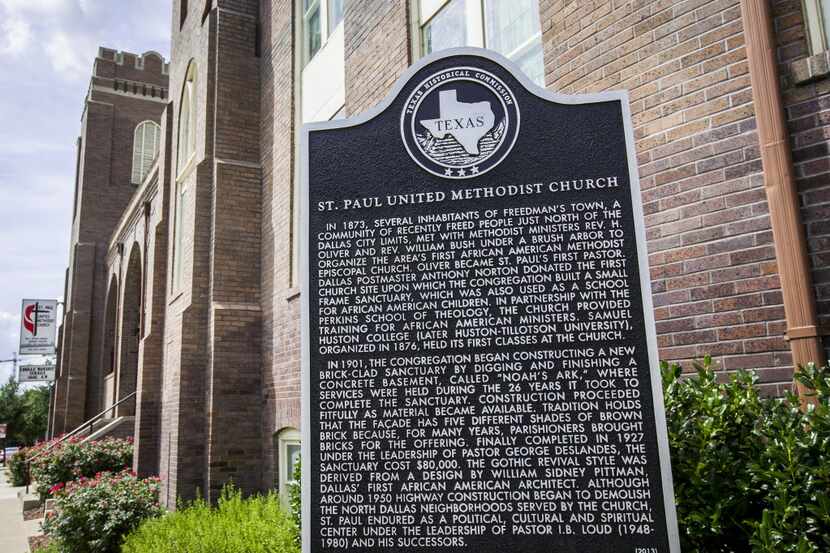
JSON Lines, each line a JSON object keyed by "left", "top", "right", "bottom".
{"left": 177, "top": 61, "right": 197, "bottom": 174}
{"left": 131, "top": 121, "right": 161, "bottom": 184}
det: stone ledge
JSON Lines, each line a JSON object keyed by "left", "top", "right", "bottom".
{"left": 790, "top": 51, "right": 830, "bottom": 85}
{"left": 16, "top": 489, "right": 40, "bottom": 512}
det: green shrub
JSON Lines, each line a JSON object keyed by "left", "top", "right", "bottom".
{"left": 122, "top": 487, "right": 299, "bottom": 553}
{"left": 288, "top": 458, "right": 301, "bottom": 536}
{"left": 7, "top": 447, "right": 30, "bottom": 486}
{"left": 663, "top": 358, "right": 830, "bottom": 553}
{"left": 6, "top": 436, "right": 64, "bottom": 487}
{"left": 29, "top": 437, "right": 133, "bottom": 500}
{"left": 43, "top": 470, "right": 162, "bottom": 553}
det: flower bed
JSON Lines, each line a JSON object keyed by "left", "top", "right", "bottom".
{"left": 43, "top": 470, "right": 162, "bottom": 553}
{"left": 28, "top": 437, "right": 133, "bottom": 500}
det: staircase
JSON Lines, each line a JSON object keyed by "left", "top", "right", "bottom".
{"left": 82, "top": 417, "right": 135, "bottom": 442}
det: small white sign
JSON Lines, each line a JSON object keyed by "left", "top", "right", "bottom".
{"left": 0, "top": 424, "right": 6, "bottom": 439}
{"left": 18, "top": 363, "right": 56, "bottom": 383}
{"left": 19, "top": 299, "right": 58, "bottom": 355}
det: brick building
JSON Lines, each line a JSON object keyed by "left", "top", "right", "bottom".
{"left": 49, "top": 0, "right": 830, "bottom": 506}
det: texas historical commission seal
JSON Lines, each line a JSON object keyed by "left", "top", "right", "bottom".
{"left": 401, "top": 67, "right": 520, "bottom": 179}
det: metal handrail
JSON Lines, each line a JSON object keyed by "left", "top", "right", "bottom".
{"left": 25, "top": 391, "right": 137, "bottom": 493}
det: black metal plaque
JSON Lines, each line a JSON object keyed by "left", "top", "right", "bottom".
{"left": 302, "top": 48, "right": 680, "bottom": 553}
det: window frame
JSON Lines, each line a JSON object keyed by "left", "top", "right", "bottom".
{"left": 173, "top": 61, "right": 198, "bottom": 293}
{"left": 414, "top": 0, "right": 544, "bottom": 85}
{"left": 172, "top": 180, "right": 187, "bottom": 292}
{"left": 803, "top": 0, "right": 830, "bottom": 55}
{"left": 302, "top": 0, "right": 345, "bottom": 66}
{"left": 131, "top": 121, "right": 161, "bottom": 185}
{"left": 177, "top": 62, "right": 197, "bottom": 178}
{"left": 275, "top": 428, "right": 301, "bottom": 503}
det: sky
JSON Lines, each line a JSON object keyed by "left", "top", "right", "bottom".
{"left": 0, "top": 0, "right": 171, "bottom": 382}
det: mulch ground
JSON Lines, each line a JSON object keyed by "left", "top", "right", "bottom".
{"left": 23, "top": 505, "right": 43, "bottom": 521}
{"left": 28, "top": 534, "right": 51, "bottom": 551}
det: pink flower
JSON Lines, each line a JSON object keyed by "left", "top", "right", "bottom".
{"left": 49, "top": 482, "right": 66, "bottom": 494}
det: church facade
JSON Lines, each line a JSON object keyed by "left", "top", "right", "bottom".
{"left": 49, "top": 0, "right": 830, "bottom": 506}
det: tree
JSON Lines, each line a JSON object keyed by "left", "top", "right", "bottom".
{"left": 0, "top": 375, "right": 50, "bottom": 446}
{"left": 20, "top": 386, "right": 50, "bottom": 444}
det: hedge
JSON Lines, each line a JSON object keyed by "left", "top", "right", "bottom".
{"left": 121, "top": 487, "right": 298, "bottom": 553}
{"left": 663, "top": 359, "right": 830, "bottom": 552}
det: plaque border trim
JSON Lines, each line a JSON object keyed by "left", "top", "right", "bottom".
{"left": 301, "top": 46, "right": 681, "bottom": 553}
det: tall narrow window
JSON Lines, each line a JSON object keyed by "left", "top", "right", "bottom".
{"left": 484, "top": 0, "right": 543, "bottom": 85}
{"left": 302, "top": 0, "right": 345, "bottom": 66}
{"left": 174, "top": 61, "right": 197, "bottom": 291}
{"left": 276, "top": 429, "right": 301, "bottom": 503}
{"left": 422, "top": 0, "right": 469, "bottom": 55}
{"left": 131, "top": 121, "right": 161, "bottom": 184}
{"left": 303, "top": 0, "right": 323, "bottom": 62}
{"left": 328, "top": 0, "right": 344, "bottom": 32}
{"left": 296, "top": 0, "right": 347, "bottom": 286}
{"left": 173, "top": 182, "right": 186, "bottom": 290}
{"left": 177, "top": 62, "right": 197, "bottom": 174}
{"left": 419, "top": 0, "right": 544, "bottom": 85}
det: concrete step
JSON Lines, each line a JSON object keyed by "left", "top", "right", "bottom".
{"left": 16, "top": 489, "right": 39, "bottom": 512}
{"left": 74, "top": 417, "right": 118, "bottom": 438}
{"left": 83, "top": 416, "right": 135, "bottom": 442}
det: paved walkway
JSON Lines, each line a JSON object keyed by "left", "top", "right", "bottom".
{"left": 0, "top": 467, "right": 34, "bottom": 553}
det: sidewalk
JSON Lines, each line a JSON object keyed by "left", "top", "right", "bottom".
{"left": 0, "top": 467, "right": 36, "bottom": 553}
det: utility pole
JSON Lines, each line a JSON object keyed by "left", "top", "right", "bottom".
{"left": 0, "top": 352, "right": 18, "bottom": 376}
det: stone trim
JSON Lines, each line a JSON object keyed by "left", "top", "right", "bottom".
{"left": 789, "top": 50, "right": 830, "bottom": 85}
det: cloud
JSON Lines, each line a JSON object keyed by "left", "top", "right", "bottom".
{"left": 0, "top": 0, "right": 73, "bottom": 14}
{"left": 0, "top": 0, "right": 171, "bottom": 379}
{"left": 45, "top": 31, "right": 96, "bottom": 81}
{"left": 0, "top": 16, "right": 32, "bottom": 56}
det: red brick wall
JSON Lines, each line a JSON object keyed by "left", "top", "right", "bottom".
{"left": 772, "top": 0, "right": 830, "bottom": 357}
{"left": 540, "top": 0, "right": 795, "bottom": 393}
{"left": 344, "top": 0, "right": 411, "bottom": 115}
{"left": 160, "top": 0, "right": 265, "bottom": 504}
{"left": 259, "top": 0, "right": 301, "bottom": 492}
{"left": 52, "top": 50, "right": 168, "bottom": 434}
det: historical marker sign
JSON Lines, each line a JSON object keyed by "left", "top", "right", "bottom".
{"left": 302, "top": 48, "right": 680, "bottom": 553}
{"left": 19, "top": 362, "right": 56, "bottom": 383}
{"left": 19, "top": 299, "right": 58, "bottom": 355}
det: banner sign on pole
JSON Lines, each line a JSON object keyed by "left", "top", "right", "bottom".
{"left": 19, "top": 299, "right": 58, "bottom": 355}
{"left": 18, "top": 363, "right": 56, "bottom": 383}
{"left": 0, "top": 424, "right": 6, "bottom": 439}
